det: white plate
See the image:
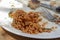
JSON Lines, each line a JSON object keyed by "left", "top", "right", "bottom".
{"left": 0, "top": 0, "right": 60, "bottom": 39}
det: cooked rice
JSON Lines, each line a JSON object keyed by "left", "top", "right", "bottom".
{"left": 9, "top": 10, "right": 52, "bottom": 34}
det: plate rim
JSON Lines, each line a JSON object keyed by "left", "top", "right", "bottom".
{"left": 1, "top": 26, "right": 60, "bottom": 39}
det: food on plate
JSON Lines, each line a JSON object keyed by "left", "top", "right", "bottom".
{"left": 28, "top": 0, "right": 40, "bottom": 9}
{"left": 50, "top": 1, "right": 56, "bottom": 6}
{"left": 53, "top": 14, "right": 60, "bottom": 24}
{"left": 9, "top": 10, "right": 54, "bottom": 34}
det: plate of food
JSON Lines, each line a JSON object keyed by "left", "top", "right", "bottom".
{"left": 0, "top": 0, "right": 60, "bottom": 39}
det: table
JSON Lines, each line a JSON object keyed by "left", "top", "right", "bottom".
{"left": 0, "top": 27, "right": 60, "bottom": 40}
